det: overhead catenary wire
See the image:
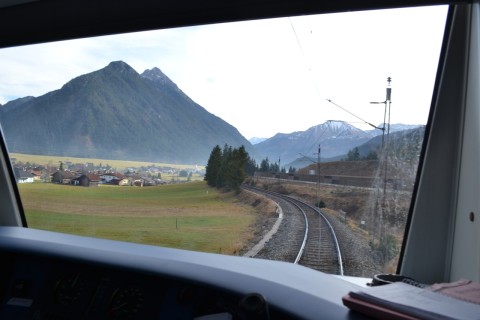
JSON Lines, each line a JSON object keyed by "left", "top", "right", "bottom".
{"left": 325, "top": 99, "right": 381, "bottom": 130}
{"left": 288, "top": 18, "right": 384, "bottom": 133}
{"left": 288, "top": 17, "right": 324, "bottom": 101}
{"left": 288, "top": 17, "right": 312, "bottom": 73}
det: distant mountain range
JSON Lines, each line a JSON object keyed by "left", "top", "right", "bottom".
{"left": 0, "top": 61, "right": 423, "bottom": 168}
{"left": 253, "top": 120, "right": 422, "bottom": 168}
{"left": 0, "top": 61, "right": 258, "bottom": 164}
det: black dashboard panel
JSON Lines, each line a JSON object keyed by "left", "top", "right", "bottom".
{"left": 2, "top": 254, "right": 246, "bottom": 319}
{"left": 0, "top": 227, "right": 368, "bottom": 319}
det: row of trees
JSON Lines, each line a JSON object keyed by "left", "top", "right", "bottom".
{"left": 205, "top": 145, "right": 301, "bottom": 192}
{"left": 204, "top": 145, "right": 251, "bottom": 192}
{"left": 258, "top": 157, "right": 296, "bottom": 174}
{"left": 207, "top": 144, "right": 383, "bottom": 192}
{"left": 344, "top": 147, "right": 378, "bottom": 161}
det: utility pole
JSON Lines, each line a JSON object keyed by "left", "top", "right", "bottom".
{"left": 385, "top": 77, "right": 392, "bottom": 144}
{"left": 278, "top": 156, "right": 281, "bottom": 174}
{"left": 383, "top": 77, "right": 392, "bottom": 194}
{"left": 369, "top": 77, "right": 392, "bottom": 253}
{"left": 370, "top": 77, "right": 392, "bottom": 149}
{"left": 370, "top": 77, "right": 393, "bottom": 192}
{"left": 316, "top": 144, "right": 321, "bottom": 207}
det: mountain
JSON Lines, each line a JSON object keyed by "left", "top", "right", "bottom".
{"left": 353, "top": 126, "right": 425, "bottom": 160}
{"left": 0, "top": 96, "right": 34, "bottom": 113}
{"left": 0, "top": 61, "right": 258, "bottom": 164}
{"left": 285, "top": 125, "right": 425, "bottom": 170}
{"left": 366, "top": 123, "right": 422, "bottom": 136}
{"left": 254, "top": 120, "right": 375, "bottom": 166}
{"left": 249, "top": 137, "right": 267, "bottom": 145}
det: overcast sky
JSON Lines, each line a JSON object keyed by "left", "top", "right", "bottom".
{"left": 0, "top": 5, "right": 447, "bottom": 139}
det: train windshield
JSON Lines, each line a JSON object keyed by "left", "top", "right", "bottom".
{"left": 0, "top": 5, "right": 447, "bottom": 277}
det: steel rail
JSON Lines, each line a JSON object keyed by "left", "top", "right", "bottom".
{"left": 297, "top": 199, "right": 344, "bottom": 276}
{"left": 243, "top": 185, "right": 343, "bottom": 275}
{"left": 243, "top": 186, "right": 309, "bottom": 264}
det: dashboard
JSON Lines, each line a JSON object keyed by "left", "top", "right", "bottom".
{"left": 0, "top": 227, "right": 367, "bottom": 319}
{"left": 3, "top": 254, "right": 244, "bottom": 319}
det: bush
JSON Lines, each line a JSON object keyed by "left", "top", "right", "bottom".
{"left": 315, "top": 200, "right": 326, "bottom": 208}
{"left": 370, "top": 234, "right": 398, "bottom": 263}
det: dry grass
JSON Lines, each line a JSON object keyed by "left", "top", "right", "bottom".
{"left": 11, "top": 152, "right": 204, "bottom": 171}
{"left": 19, "top": 181, "right": 263, "bottom": 255}
{"left": 234, "top": 188, "right": 278, "bottom": 254}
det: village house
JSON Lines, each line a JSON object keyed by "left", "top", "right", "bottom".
{"left": 72, "top": 173, "right": 100, "bottom": 187}
{"left": 30, "top": 170, "right": 43, "bottom": 181}
{"left": 99, "top": 172, "right": 125, "bottom": 184}
{"left": 115, "top": 177, "right": 132, "bottom": 186}
{"left": 14, "top": 168, "right": 34, "bottom": 184}
{"left": 51, "top": 170, "right": 77, "bottom": 184}
{"left": 142, "top": 177, "right": 156, "bottom": 186}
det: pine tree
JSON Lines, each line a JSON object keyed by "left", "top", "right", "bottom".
{"left": 216, "top": 144, "right": 232, "bottom": 188}
{"left": 225, "top": 145, "right": 248, "bottom": 192}
{"left": 245, "top": 157, "right": 257, "bottom": 176}
{"left": 259, "top": 157, "right": 270, "bottom": 172}
{"left": 346, "top": 147, "right": 360, "bottom": 161}
{"left": 204, "top": 145, "right": 222, "bottom": 187}
{"left": 204, "top": 144, "right": 251, "bottom": 192}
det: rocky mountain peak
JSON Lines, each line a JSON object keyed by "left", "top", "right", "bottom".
{"left": 141, "top": 67, "right": 165, "bottom": 79}
{"left": 106, "top": 60, "right": 137, "bottom": 75}
{"left": 141, "top": 67, "right": 178, "bottom": 90}
{"left": 323, "top": 120, "right": 363, "bottom": 133}
{"left": 61, "top": 61, "right": 139, "bottom": 92}
{"left": 303, "top": 120, "right": 367, "bottom": 141}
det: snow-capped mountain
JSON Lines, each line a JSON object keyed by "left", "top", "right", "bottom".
{"left": 249, "top": 137, "right": 268, "bottom": 145}
{"left": 253, "top": 120, "right": 422, "bottom": 166}
{"left": 254, "top": 120, "right": 375, "bottom": 165}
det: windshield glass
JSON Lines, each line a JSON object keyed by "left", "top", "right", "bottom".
{"left": 0, "top": 5, "right": 447, "bottom": 277}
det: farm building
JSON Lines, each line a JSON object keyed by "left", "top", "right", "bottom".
{"left": 51, "top": 170, "right": 77, "bottom": 184}
{"left": 72, "top": 174, "right": 100, "bottom": 187}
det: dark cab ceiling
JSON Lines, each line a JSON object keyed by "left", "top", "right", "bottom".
{"left": 0, "top": 0, "right": 459, "bottom": 48}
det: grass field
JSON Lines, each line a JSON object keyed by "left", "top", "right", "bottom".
{"left": 10, "top": 153, "right": 204, "bottom": 171}
{"left": 18, "top": 181, "right": 256, "bottom": 254}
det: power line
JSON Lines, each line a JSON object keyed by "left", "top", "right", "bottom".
{"left": 289, "top": 18, "right": 384, "bottom": 132}
{"left": 326, "top": 99, "right": 380, "bottom": 130}
{"left": 288, "top": 18, "right": 323, "bottom": 98}
{"left": 288, "top": 17, "right": 311, "bottom": 72}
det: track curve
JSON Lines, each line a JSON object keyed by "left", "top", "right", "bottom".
{"left": 243, "top": 185, "right": 343, "bottom": 275}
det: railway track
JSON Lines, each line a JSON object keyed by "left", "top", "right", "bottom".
{"left": 244, "top": 186, "right": 343, "bottom": 275}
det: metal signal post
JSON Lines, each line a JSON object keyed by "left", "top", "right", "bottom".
{"left": 369, "top": 78, "right": 392, "bottom": 254}
{"left": 370, "top": 77, "right": 392, "bottom": 148}
{"left": 317, "top": 144, "right": 321, "bottom": 207}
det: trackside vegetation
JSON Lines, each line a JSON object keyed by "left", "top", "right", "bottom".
{"left": 204, "top": 144, "right": 257, "bottom": 192}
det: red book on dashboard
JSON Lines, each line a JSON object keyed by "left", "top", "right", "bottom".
{"left": 342, "top": 293, "right": 420, "bottom": 320}
{"left": 342, "top": 280, "right": 480, "bottom": 320}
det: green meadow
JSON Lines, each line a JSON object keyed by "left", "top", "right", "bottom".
{"left": 18, "top": 181, "right": 255, "bottom": 254}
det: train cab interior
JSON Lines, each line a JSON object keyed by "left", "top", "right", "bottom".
{"left": 0, "top": 0, "right": 479, "bottom": 319}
